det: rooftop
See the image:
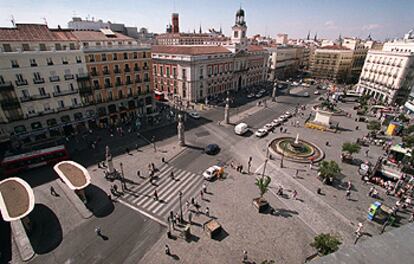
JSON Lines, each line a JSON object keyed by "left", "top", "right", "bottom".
{"left": 319, "top": 45, "right": 350, "bottom": 50}
{"left": 247, "top": 45, "right": 265, "bottom": 52}
{"left": 72, "top": 30, "right": 133, "bottom": 41}
{"left": 152, "top": 45, "right": 232, "bottom": 55}
{"left": 0, "top": 24, "right": 78, "bottom": 42}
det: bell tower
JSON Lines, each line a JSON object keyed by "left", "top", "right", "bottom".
{"left": 231, "top": 8, "right": 247, "bottom": 49}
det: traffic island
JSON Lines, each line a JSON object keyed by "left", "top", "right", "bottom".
{"left": 305, "top": 108, "right": 338, "bottom": 133}
{"left": 54, "top": 161, "right": 92, "bottom": 219}
{"left": 0, "top": 178, "right": 35, "bottom": 262}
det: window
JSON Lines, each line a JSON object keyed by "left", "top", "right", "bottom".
{"left": 93, "top": 80, "right": 99, "bottom": 88}
{"left": 219, "top": 65, "right": 223, "bottom": 74}
{"left": 208, "top": 66, "right": 212, "bottom": 75}
{"left": 160, "top": 66, "right": 164, "bottom": 76}
{"left": 76, "top": 56, "right": 82, "bottom": 63}
{"left": 39, "top": 43, "right": 46, "bottom": 51}
{"left": 102, "top": 53, "right": 107, "bottom": 61}
{"left": 124, "top": 52, "right": 128, "bottom": 59}
{"left": 88, "top": 54, "right": 95, "bottom": 62}
{"left": 47, "top": 118, "right": 57, "bottom": 126}
{"left": 58, "top": 100, "right": 64, "bottom": 108}
{"left": 33, "top": 72, "right": 41, "bottom": 80}
{"left": 182, "top": 69, "right": 186, "bottom": 79}
{"left": 113, "top": 53, "right": 118, "bottom": 60}
{"left": 11, "top": 60, "right": 19, "bottom": 68}
{"left": 166, "top": 67, "right": 170, "bottom": 76}
{"left": 234, "top": 31, "right": 238, "bottom": 38}
{"left": 61, "top": 115, "right": 70, "bottom": 123}
{"left": 46, "top": 58, "right": 53, "bottom": 65}
{"left": 16, "top": 74, "right": 24, "bottom": 82}
{"left": 3, "top": 44, "right": 12, "bottom": 52}
{"left": 30, "top": 58, "right": 37, "bottom": 67}
{"left": 22, "top": 43, "right": 30, "bottom": 51}
{"left": 214, "top": 65, "right": 218, "bottom": 74}
{"left": 54, "top": 85, "right": 61, "bottom": 93}
{"left": 72, "top": 98, "right": 78, "bottom": 106}
{"left": 62, "top": 57, "right": 68, "bottom": 64}
{"left": 133, "top": 52, "right": 137, "bottom": 59}
{"left": 21, "top": 90, "right": 30, "bottom": 98}
{"left": 69, "top": 83, "right": 74, "bottom": 90}
{"left": 173, "top": 67, "right": 177, "bottom": 77}
{"left": 38, "top": 87, "right": 46, "bottom": 96}
{"left": 69, "top": 43, "right": 75, "bottom": 50}
{"left": 55, "top": 43, "right": 62, "bottom": 50}
{"left": 31, "top": 122, "right": 42, "bottom": 130}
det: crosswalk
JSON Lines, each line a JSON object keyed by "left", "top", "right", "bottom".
{"left": 120, "top": 163, "right": 204, "bottom": 223}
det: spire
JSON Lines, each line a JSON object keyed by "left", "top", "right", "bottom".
{"left": 199, "top": 24, "right": 202, "bottom": 34}
{"left": 220, "top": 24, "right": 222, "bottom": 34}
{"left": 306, "top": 30, "right": 310, "bottom": 40}
{"left": 193, "top": 28, "right": 196, "bottom": 34}
{"left": 367, "top": 33, "right": 372, "bottom": 41}
{"left": 314, "top": 32, "right": 317, "bottom": 41}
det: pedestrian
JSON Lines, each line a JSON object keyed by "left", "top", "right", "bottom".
{"left": 186, "top": 200, "right": 190, "bottom": 210}
{"left": 309, "top": 161, "right": 313, "bottom": 170}
{"left": 296, "top": 120, "right": 300, "bottom": 127}
{"left": 162, "top": 157, "right": 166, "bottom": 163}
{"left": 95, "top": 227, "right": 102, "bottom": 237}
{"left": 165, "top": 244, "right": 171, "bottom": 256}
{"left": 409, "top": 212, "right": 414, "bottom": 223}
{"left": 137, "top": 170, "right": 141, "bottom": 178}
{"left": 191, "top": 197, "right": 195, "bottom": 205}
{"left": 205, "top": 207, "right": 210, "bottom": 217}
{"left": 346, "top": 190, "right": 351, "bottom": 200}
{"left": 200, "top": 190, "right": 204, "bottom": 200}
{"left": 347, "top": 180, "right": 352, "bottom": 191}
{"left": 280, "top": 127, "right": 283, "bottom": 133}
{"left": 175, "top": 213, "right": 180, "bottom": 224}
{"left": 135, "top": 143, "right": 139, "bottom": 152}
{"left": 126, "top": 147, "right": 130, "bottom": 155}
{"left": 170, "top": 171, "right": 174, "bottom": 180}
{"left": 292, "top": 190, "right": 298, "bottom": 200}
{"left": 154, "top": 189, "right": 158, "bottom": 201}
{"left": 355, "top": 222, "right": 363, "bottom": 236}
{"left": 365, "top": 149, "right": 369, "bottom": 157}
{"left": 202, "top": 183, "right": 207, "bottom": 193}
{"left": 50, "top": 186, "right": 57, "bottom": 196}
{"left": 356, "top": 126, "right": 359, "bottom": 130}
{"left": 151, "top": 163, "right": 156, "bottom": 171}
{"left": 243, "top": 250, "right": 248, "bottom": 263}
{"left": 295, "top": 169, "right": 299, "bottom": 178}
{"left": 368, "top": 186, "right": 375, "bottom": 197}
{"left": 240, "top": 165, "right": 244, "bottom": 173}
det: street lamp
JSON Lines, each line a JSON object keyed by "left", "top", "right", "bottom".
{"left": 120, "top": 162, "right": 126, "bottom": 192}
{"left": 178, "top": 191, "right": 183, "bottom": 222}
{"left": 280, "top": 146, "right": 285, "bottom": 168}
{"left": 262, "top": 158, "right": 268, "bottom": 177}
{"left": 151, "top": 136, "right": 156, "bottom": 152}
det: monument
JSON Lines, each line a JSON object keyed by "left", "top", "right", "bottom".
{"left": 224, "top": 96, "right": 230, "bottom": 124}
{"left": 305, "top": 108, "right": 334, "bottom": 132}
{"left": 105, "top": 145, "right": 114, "bottom": 175}
{"left": 177, "top": 113, "right": 185, "bottom": 146}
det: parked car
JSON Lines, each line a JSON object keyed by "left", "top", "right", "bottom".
{"left": 255, "top": 92, "right": 263, "bottom": 98}
{"left": 303, "top": 92, "right": 310, "bottom": 97}
{"left": 263, "top": 123, "right": 273, "bottom": 132}
{"left": 203, "top": 165, "right": 223, "bottom": 180}
{"left": 255, "top": 129, "right": 268, "bottom": 138}
{"left": 188, "top": 111, "right": 200, "bottom": 119}
{"left": 314, "top": 91, "right": 320, "bottom": 95}
{"left": 271, "top": 120, "right": 281, "bottom": 127}
{"left": 234, "top": 123, "right": 249, "bottom": 135}
{"left": 247, "top": 93, "right": 255, "bottom": 99}
{"left": 205, "top": 144, "right": 220, "bottom": 155}
{"left": 285, "top": 111, "right": 292, "bottom": 117}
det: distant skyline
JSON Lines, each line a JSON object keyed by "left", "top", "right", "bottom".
{"left": 0, "top": 0, "right": 413, "bottom": 40}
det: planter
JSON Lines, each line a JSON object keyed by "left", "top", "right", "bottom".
{"left": 253, "top": 197, "right": 269, "bottom": 213}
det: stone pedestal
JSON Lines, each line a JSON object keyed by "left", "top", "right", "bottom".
{"left": 313, "top": 109, "right": 333, "bottom": 127}
{"left": 272, "top": 86, "right": 277, "bottom": 102}
{"left": 105, "top": 146, "right": 114, "bottom": 174}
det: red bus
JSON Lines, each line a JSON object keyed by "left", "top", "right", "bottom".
{"left": 1, "top": 145, "right": 69, "bottom": 176}
{"left": 154, "top": 90, "right": 166, "bottom": 101}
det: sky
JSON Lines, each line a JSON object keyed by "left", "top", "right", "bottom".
{"left": 0, "top": 0, "right": 413, "bottom": 40}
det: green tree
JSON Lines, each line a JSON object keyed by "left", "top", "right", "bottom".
{"left": 342, "top": 142, "right": 361, "bottom": 156}
{"left": 404, "top": 125, "right": 414, "bottom": 135}
{"left": 403, "top": 135, "right": 414, "bottom": 148}
{"left": 255, "top": 176, "right": 271, "bottom": 198}
{"left": 310, "top": 233, "right": 342, "bottom": 256}
{"left": 398, "top": 113, "right": 409, "bottom": 123}
{"left": 367, "top": 120, "right": 381, "bottom": 131}
{"left": 318, "top": 160, "right": 341, "bottom": 183}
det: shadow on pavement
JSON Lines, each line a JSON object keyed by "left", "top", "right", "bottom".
{"left": 0, "top": 218, "right": 12, "bottom": 264}
{"left": 84, "top": 184, "right": 114, "bottom": 218}
{"left": 26, "top": 203, "right": 62, "bottom": 254}
{"left": 212, "top": 228, "right": 229, "bottom": 241}
{"left": 18, "top": 166, "right": 58, "bottom": 188}
{"left": 272, "top": 207, "right": 299, "bottom": 218}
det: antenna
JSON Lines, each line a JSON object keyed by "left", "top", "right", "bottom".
{"left": 42, "top": 17, "right": 47, "bottom": 26}
{"left": 72, "top": 10, "right": 77, "bottom": 17}
{"left": 10, "top": 15, "right": 15, "bottom": 27}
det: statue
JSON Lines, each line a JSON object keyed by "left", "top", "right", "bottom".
{"left": 294, "top": 133, "right": 299, "bottom": 145}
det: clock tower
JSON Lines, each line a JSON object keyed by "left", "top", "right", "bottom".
{"left": 231, "top": 8, "right": 247, "bottom": 50}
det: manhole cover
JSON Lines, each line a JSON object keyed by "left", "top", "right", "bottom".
{"left": 195, "top": 131, "right": 210, "bottom": 137}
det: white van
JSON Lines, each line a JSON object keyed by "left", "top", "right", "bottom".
{"left": 234, "top": 123, "right": 249, "bottom": 135}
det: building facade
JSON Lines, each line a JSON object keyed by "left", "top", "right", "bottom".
{"left": 266, "top": 45, "right": 304, "bottom": 81}
{"left": 0, "top": 24, "right": 154, "bottom": 147}
{"left": 309, "top": 45, "right": 354, "bottom": 83}
{"left": 152, "top": 8, "right": 268, "bottom": 103}
{"left": 68, "top": 17, "right": 139, "bottom": 39}
{"left": 357, "top": 31, "right": 414, "bottom": 105}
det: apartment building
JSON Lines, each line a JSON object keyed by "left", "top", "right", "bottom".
{"left": 266, "top": 45, "right": 304, "bottom": 81}
{"left": 357, "top": 30, "right": 414, "bottom": 105}
{"left": 72, "top": 30, "right": 154, "bottom": 127}
{"left": 0, "top": 24, "right": 90, "bottom": 144}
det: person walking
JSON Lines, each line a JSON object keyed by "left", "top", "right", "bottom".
{"left": 165, "top": 244, "right": 171, "bottom": 255}
{"left": 346, "top": 190, "right": 351, "bottom": 200}
{"left": 205, "top": 207, "right": 210, "bottom": 217}
{"left": 292, "top": 190, "right": 298, "bottom": 200}
{"left": 188, "top": 211, "right": 193, "bottom": 224}
{"left": 50, "top": 186, "right": 58, "bottom": 196}
{"left": 95, "top": 227, "right": 102, "bottom": 237}
{"left": 243, "top": 250, "right": 248, "bottom": 263}
{"left": 186, "top": 200, "right": 190, "bottom": 210}
{"left": 136, "top": 170, "right": 141, "bottom": 178}
{"left": 202, "top": 183, "right": 207, "bottom": 193}
{"left": 170, "top": 171, "right": 174, "bottom": 180}
{"left": 200, "top": 190, "right": 204, "bottom": 200}
{"left": 365, "top": 149, "right": 369, "bottom": 157}
{"left": 153, "top": 189, "right": 158, "bottom": 201}
{"left": 368, "top": 186, "right": 375, "bottom": 197}
{"left": 126, "top": 147, "right": 130, "bottom": 155}
{"left": 347, "top": 180, "right": 352, "bottom": 191}
{"left": 309, "top": 161, "right": 313, "bottom": 170}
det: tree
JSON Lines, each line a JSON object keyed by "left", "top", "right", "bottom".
{"left": 404, "top": 125, "right": 414, "bottom": 135}
{"left": 403, "top": 135, "right": 414, "bottom": 148}
{"left": 255, "top": 176, "right": 271, "bottom": 198}
{"left": 310, "top": 233, "right": 341, "bottom": 256}
{"left": 367, "top": 120, "right": 381, "bottom": 131}
{"left": 398, "top": 113, "right": 409, "bottom": 123}
{"left": 342, "top": 142, "right": 361, "bottom": 156}
{"left": 318, "top": 160, "right": 341, "bottom": 184}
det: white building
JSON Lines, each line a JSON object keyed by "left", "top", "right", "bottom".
{"left": 266, "top": 45, "right": 303, "bottom": 81}
{"left": 356, "top": 30, "right": 414, "bottom": 105}
{"left": 0, "top": 24, "right": 90, "bottom": 144}
{"left": 275, "top": 34, "right": 288, "bottom": 45}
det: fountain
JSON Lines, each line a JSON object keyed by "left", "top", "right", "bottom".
{"left": 269, "top": 135, "right": 324, "bottom": 163}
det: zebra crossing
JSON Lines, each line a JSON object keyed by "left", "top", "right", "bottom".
{"left": 120, "top": 163, "right": 204, "bottom": 223}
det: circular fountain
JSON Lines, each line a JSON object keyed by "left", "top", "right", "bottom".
{"left": 269, "top": 134, "right": 324, "bottom": 163}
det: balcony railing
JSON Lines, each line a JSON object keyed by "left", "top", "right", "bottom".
{"left": 76, "top": 73, "right": 90, "bottom": 80}
{"left": 53, "top": 89, "right": 78, "bottom": 97}
{"left": 20, "top": 93, "right": 51, "bottom": 102}
{"left": 91, "top": 71, "right": 98, "bottom": 76}
{"left": 0, "top": 81, "right": 14, "bottom": 90}
{"left": 15, "top": 80, "right": 28, "bottom": 86}
{"left": 114, "top": 69, "right": 121, "bottom": 74}
{"left": 0, "top": 98, "right": 20, "bottom": 110}
{"left": 64, "top": 74, "right": 74, "bottom": 80}
{"left": 124, "top": 68, "right": 131, "bottom": 73}
{"left": 49, "top": 76, "right": 60, "bottom": 82}
{"left": 103, "top": 70, "right": 110, "bottom": 75}
{"left": 104, "top": 83, "right": 112, "bottom": 88}
{"left": 115, "top": 82, "right": 123, "bottom": 87}
{"left": 33, "top": 78, "right": 45, "bottom": 84}
{"left": 134, "top": 66, "right": 140, "bottom": 71}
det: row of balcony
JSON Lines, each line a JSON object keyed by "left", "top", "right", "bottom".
{"left": 12, "top": 74, "right": 89, "bottom": 87}
{"left": 363, "top": 69, "right": 398, "bottom": 77}
{"left": 91, "top": 66, "right": 149, "bottom": 76}
{"left": 366, "top": 60, "right": 402, "bottom": 67}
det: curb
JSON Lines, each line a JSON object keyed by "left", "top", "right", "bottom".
{"left": 11, "top": 220, "right": 35, "bottom": 262}
{"left": 56, "top": 180, "right": 93, "bottom": 219}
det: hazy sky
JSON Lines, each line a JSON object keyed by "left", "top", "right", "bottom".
{"left": 0, "top": 0, "right": 413, "bottom": 40}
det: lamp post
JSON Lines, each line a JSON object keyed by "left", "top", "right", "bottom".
{"left": 280, "top": 146, "right": 285, "bottom": 168}
{"left": 178, "top": 191, "right": 183, "bottom": 222}
{"left": 151, "top": 136, "right": 156, "bottom": 152}
{"left": 262, "top": 158, "right": 268, "bottom": 177}
{"left": 120, "top": 162, "right": 126, "bottom": 192}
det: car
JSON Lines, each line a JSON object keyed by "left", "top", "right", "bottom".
{"left": 205, "top": 143, "right": 220, "bottom": 155}
{"left": 259, "top": 89, "right": 266, "bottom": 94}
{"left": 303, "top": 92, "right": 310, "bottom": 97}
{"left": 271, "top": 120, "right": 281, "bottom": 127}
{"left": 263, "top": 123, "right": 273, "bottom": 131}
{"left": 314, "top": 91, "right": 320, "bottom": 95}
{"left": 281, "top": 114, "right": 290, "bottom": 120}
{"left": 255, "top": 128, "right": 268, "bottom": 137}
{"left": 285, "top": 111, "right": 292, "bottom": 117}
{"left": 203, "top": 165, "right": 223, "bottom": 180}
{"left": 188, "top": 111, "right": 200, "bottom": 119}
{"left": 247, "top": 93, "right": 255, "bottom": 99}
{"left": 277, "top": 117, "right": 286, "bottom": 122}
{"left": 255, "top": 92, "right": 263, "bottom": 98}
